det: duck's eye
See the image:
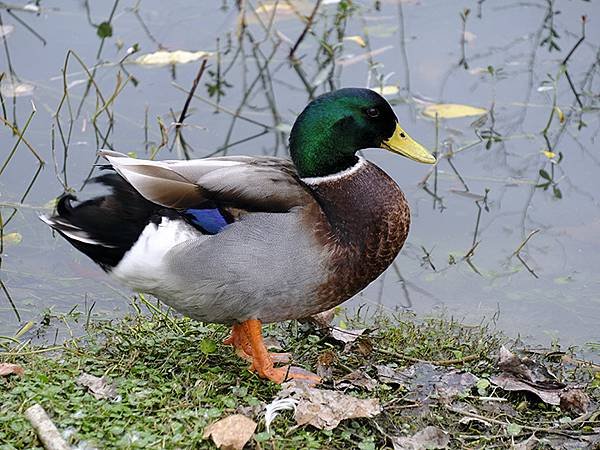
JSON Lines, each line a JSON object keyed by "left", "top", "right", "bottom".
{"left": 366, "top": 107, "right": 380, "bottom": 118}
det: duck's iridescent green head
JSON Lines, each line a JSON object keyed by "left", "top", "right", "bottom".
{"left": 289, "top": 88, "right": 435, "bottom": 178}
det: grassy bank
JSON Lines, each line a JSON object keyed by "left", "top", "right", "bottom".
{"left": 1, "top": 305, "right": 598, "bottom": 449}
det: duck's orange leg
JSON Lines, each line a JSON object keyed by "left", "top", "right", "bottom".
{"left": 224, "top": 323, "right": 291, "bottom": 363}
{"left": 223, "top": 323, "right": 254, "bottom": 361}
{"left": 241, "top": 319, "right": 321, "bottom": 385}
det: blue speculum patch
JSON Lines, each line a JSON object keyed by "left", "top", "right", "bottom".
{"left": 183, "top": 208, "right": 229, "bottom": 234}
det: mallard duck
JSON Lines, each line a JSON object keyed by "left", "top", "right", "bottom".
{"left": 42, "top": 88, "right": 435, "bottom": 383}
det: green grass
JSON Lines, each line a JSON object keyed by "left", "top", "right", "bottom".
{"left": 0, "top": 306, "right": 598, "bottom": 449}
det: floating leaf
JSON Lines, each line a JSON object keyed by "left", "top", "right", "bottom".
{"left": 423, "top": 103, "right": 487, "bottom": 119}
{"left": 554, "top": 106, "right": 565, "bottom": 123}
{"left": 370, "top": 85, "right": 399, "bottom": 96}
{"left": 255, "top": 3, "right": 293, "bottom": 14}
{"left": 553, "top": 186, "right": 562, "bottom": 199}
{"left": 363, "top": 24, "right": 398, "bottom": 38}
{"left": 97, "top": 21, "right": 113, "bottom": 39}
{"left": 336, "top": 46, "right": 393, "bottom": 66}
{"left": 203, "top": 414, "right": 257, "bottom": 450}
{"left": 0, "top": 24, "right": 14, "bottom": 38}
{"left": 343, "top": 35, "right": 366, "bottom": 47}
{"left": 3, "top": 232, "right": 22, "bottom": 245}
{"left": 0, "top": 82, "right": 34, "bottom": 98}
{"left": 449, "top": 189, "right": 486, "bottom": 201}
{"left": 537, "top": 85, "right": 554, "bottom": 92}
{"left": 133, "top": 50, "right": 213, "bottom": 66}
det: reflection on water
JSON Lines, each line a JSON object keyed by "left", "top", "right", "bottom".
{"left": 0, "top": 0, "right": 598, "bottom": 355}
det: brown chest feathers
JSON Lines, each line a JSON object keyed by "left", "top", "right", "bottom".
{"left": 305, "top": 160, "right": 410, "bottom": 310}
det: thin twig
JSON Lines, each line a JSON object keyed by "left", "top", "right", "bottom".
{"left": 289, "top": 0, "right": 322, "bottom": 58}
{"left": 175, "top": 58, "right": 208, "bottom": 132}
{"left": 512, "top": 229, "right": 540, "bottom": 278}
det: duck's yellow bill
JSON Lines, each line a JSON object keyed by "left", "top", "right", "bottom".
{"left": 380, "top": 123, "right": 436, "bottom": 164}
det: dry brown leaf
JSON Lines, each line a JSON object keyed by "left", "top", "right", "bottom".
{"left": 393, "top": 426, "right": 450, "bottom": 450}
{"left": 305, "top": 308, "right": 336, "bottom": 329}
{"left": 375, "top": 364, "right": 409, "bottom": 386}
{"left": 134, "top": 50, "right": 213, "bottom": 66}
{"left": 281, "top": 384, "right": 380, "bottom": 430}
{"left": 491, "top": 373, "right": 561, "bottom": 405}
{"left": 559, "top": 388, "right": 590, "bottom": 415}
{"left": 203, "top": 414, "right": 256, "bottom": 450}
{"left": 336, "top": 370, "right": 378, "bottom": 391}
{"left": 497, "top": 346, "right": 563, "bottom": 388}
{"left": 76, "top": 373, "right": 118, "bottom": 400}
{"left": 423, "top": 103, "right": 487, "bottom": 119}
{"left": 316, "top": 349, "right": 337, "bottom": 379}
{"left": 0, "top": 363, "right": 24, "bottom": 377}
{"left": 330, "top": 327, "right": 366, "bottom": 344}
{"left": 435, "top": 371, "right": 478, "bottom": 402}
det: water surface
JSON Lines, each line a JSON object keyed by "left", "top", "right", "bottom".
{"left": 1, "top": 0, "right": 598, "bottom": 356}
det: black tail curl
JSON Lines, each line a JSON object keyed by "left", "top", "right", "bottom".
{"left": 45, "top": 173, "right": 167, "bottom": 270}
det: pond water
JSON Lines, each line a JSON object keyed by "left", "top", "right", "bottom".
{"left": 1, "top": 0, "right": 598, "bottom": 357}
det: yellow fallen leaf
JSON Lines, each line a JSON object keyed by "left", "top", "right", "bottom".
{"left": 343, "top": 35, "right": 366, "bottom": 47}
{"left": 255, "top": 3, "right": 293, "bottom": 14}
{"left": 203, "top": 415, "right": 257, "bottom": 450}
{"left": 370, "top": 85, "right": 399, "bottom": 96}
{"left": 133, "top": 50, "right": 213, "bottom": 66}
{"left": 542, "top": 150, "right": 556, "bottom": 159}
{"left": 3, "top": 232, "right": 22, "bottom": 245}
{"left": 423, "top": 103, "right": 487, "bottom": 119}
{"left": 554, "top": 106, "right": 565, "bottom": 123}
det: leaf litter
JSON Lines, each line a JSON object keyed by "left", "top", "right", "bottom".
{"left": 75, "top": 373, "right": 118, "bottom": 401}
{"left": 3, "top": 313, "right": 598, "bottom": 448}
{"left": 393, "top": 425, "right": 450, "bottom": 450}
{"left": 203, "top": 414, "right": 257, "bottom": 450}
{"left": 277, "top": 381, "right": 381, "bottom": 430}
{"left": 0, "top": 363, "right": 24, "bottom": 377}
{"left": 490, "top": 346, "right": 591, "bottom": 414}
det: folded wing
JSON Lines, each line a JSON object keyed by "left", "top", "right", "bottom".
{"left": 99, "top": 150, "right": 311, "bottom": 212}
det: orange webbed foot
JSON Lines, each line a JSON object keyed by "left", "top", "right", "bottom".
{"left": 225, "top": 319, "right": 320, "bottom": 385}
